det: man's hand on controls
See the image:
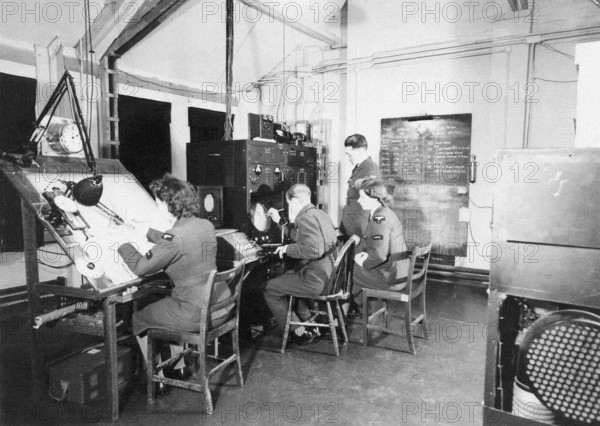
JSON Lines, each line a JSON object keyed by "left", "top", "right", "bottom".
{"left": 274, "top": 245, "right": 288, "bottom": 259}
{"left": 267, "top": 207, "right": 281, "bottom": 224}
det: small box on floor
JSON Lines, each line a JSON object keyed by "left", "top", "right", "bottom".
{"left": 48, "top": 345, "right": 133, "bottom": 404}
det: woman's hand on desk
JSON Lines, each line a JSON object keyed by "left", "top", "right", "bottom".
{"left": 354, "top": 252, "right": 368, "bottom": 267}
{"left": 107, "top": 222, "right": 143, "bottom": 246}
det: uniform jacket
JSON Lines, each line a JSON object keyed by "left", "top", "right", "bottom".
{"left": 340, "top": 156, "right": 382, "bottom": 237}
{"left": 118, "top": 216, "right": 218, "bottom": 308}
{"left": 357, "top": 205, "right": 409, "bottom": 284}
{"left": 286, "top": 203, "right": 338, "bottom": 292}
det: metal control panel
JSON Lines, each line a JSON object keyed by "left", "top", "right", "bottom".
{"left": 187, "top": 139, "right": 317, "bottom": 244}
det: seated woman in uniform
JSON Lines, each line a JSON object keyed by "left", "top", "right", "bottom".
{"left": 350, "top": 177, "right": 409, "bottom": 316}
{"left": 111, "top": 174, "right": 231, "bottom": 391}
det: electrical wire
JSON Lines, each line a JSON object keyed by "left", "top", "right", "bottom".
{"left": 37, "top": 259, "right": 74, "bottom": 269}
{"left": 469, "top": 195, "right": 492, "bottom": 209}
{"left": 84, "top": 0, "right": 95, "bottom": 139}
{"left": 467, "top": 222, "right": 485, "bottom": 259}
{"left": 224, "top": 0, "right": 234, "bottom": 140}
{"left": 540, "top": 43, "right": 575, "bottom": 61}
{"left": 467, "top": 195, "right": 492, "bottom": 259}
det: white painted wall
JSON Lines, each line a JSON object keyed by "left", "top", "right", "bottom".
{"left": 344, "top": 0, "right": 600, "bottom": 269}
{"left": 2, "top": 0, "right": 600, "bottom": 281}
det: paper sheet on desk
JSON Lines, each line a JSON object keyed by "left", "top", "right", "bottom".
{"left": 23, "top": 171, "right": 174, "bottom": 287}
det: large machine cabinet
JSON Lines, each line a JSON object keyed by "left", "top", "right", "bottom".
{"left": 484, "top": 149, "right": 600, "bottom": 425}
{"left": 187, "top": 139, "right": 317, "bottom": 244}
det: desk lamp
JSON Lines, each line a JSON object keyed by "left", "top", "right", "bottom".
{"left": 23, "top": 70, "right": 103, "bottom": 206}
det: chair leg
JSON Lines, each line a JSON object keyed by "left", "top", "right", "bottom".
{"left": 147, "top": 334, "right": 156, "bottom": 404}
{"left": 232, "top": 327, "right": 244, "bottom": 387}
{"left": 326, "top": 302, "right": 339, "bottom": 356}
{"left": 197, "top": 343, "right": 213, "bottom": 414}
{"left": 204, "top": 380, "right": 214, "bottom": 415}
{"left": 383, "top": 300, "right": 389, "bottom": 329}
{"left": 281, "top": 296, "right": 294, "bottom": 354}
{"left": 335, "top": 300, "right": 348, "bottom": 344}
{"left": 362, "top": 291, "right": 369, "bottom": 346}
{"left": 421, "top": 293, "right": 428, "bottom": 340}
{"left": 405, "top": 301, "right": 415, "bottom": 355}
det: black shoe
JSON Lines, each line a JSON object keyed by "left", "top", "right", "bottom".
{"left": 159, "top": 344, "right": 193, "bottom": 379}
{"left": 346, "top": 299, "right": 363, "bottom": 318}
{"left": 164, "top": 365, "right": 192, "bottom": 381}
{"left": 287, "top": 329, "right": 318, "bottom": 347}
{"left": 155, "top": 381, "right": 171, "bottom": 397}
{"left": 347, "top": 307, "right": 363, "bottom": 320}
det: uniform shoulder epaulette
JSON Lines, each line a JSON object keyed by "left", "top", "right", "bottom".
{"left": 162, "top": 233, "right": 174, "bottom": 241}
{"left": 373, "top": 216, "right": 386, "bottom": 224}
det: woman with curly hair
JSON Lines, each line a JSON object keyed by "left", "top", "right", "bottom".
{"left": 350, "top": 177, "right": 409, "bottom": 315}
{"left": 112, "top": 173, "right": 230, "bottom": 390}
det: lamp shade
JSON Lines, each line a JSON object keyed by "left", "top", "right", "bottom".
{"left": 73, "top": 175, "right": 103, "bottom": 206}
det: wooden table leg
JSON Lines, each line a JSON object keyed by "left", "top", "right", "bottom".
{"left": 103, "top": 296, "right": 119, "bottom": 422}
{"left": 22, "top": 200, "right": 45, "bottom": 399}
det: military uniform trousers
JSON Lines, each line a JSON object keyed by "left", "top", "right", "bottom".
{"left": 264, "top": 266, "right": 329, "bottom": 332}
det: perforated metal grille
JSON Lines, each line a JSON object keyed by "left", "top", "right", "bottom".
{"left": 525, "top": 321, "right": 600, "bottom": 424}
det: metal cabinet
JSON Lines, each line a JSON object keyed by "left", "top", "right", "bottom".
{"left": 484, "top": 149, "right": 600, "bottom": 425}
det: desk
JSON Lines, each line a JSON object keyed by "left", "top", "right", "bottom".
{"left": 35, "top": 275, "right": 168, "bottom": 421}
{"left": 0, "top": 157, "right": 167, "bottom": 421}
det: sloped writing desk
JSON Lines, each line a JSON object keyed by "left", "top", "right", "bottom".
{"left": 0, "top": 156, "right": 168, "bottom": 421}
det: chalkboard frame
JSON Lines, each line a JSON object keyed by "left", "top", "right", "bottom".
{"left": 380, "top": 113, "right": 472, "bottom": 257}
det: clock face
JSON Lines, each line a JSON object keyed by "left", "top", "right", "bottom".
{"left": 53, "top": 195, "right": 78, "bottom": 213}
{"left": 58, "top": 123, "right": 83, "bottom": 153}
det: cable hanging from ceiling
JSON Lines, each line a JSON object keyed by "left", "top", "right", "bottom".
{"left": 224, "top": 0, "right": 234, "bottom": 140}
{"left": 83, "top": 0, "right": 95, "bottom": 142}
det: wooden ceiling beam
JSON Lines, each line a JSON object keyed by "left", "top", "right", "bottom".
{"left": 106, "top": 0, "right": 191, "bottom": 57}
{"left": 74, "top": 0, "right": 146, "bottom": 60}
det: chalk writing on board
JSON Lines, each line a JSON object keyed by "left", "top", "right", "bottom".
{"left": 380, "top": 114, "right": 472, "bottom": 257}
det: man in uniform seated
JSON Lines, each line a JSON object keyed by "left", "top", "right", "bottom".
{"left": 264, "top": 184, "right": 338, "bottom": 345}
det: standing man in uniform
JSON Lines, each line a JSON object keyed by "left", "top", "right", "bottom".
{"left": 264, "top": 184, "right": 338, "bottom": 344}
{"left": 340, "top": 134, "right": 382, "bottom": 239}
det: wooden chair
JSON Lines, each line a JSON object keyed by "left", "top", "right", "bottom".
{"left": 362, "top": 243, "right": 432, "bottom": 354}
{"left": 281, "top": 235, "right": 359, "bottom": 356}
{"left": 146, "top": 263, "right": 245, "bottom": 414}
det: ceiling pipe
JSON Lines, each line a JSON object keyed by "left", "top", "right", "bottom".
{"left": 311, "top": 26, "right": 600, "bottom": 74}
{"left": 522, "top": 0, "right": 537, "bottom": 148}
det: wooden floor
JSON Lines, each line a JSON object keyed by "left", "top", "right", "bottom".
{"left": 0, "top": 282, "right": 489, "bottom": 425}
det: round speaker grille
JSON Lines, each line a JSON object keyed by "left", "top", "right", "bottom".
{"left": 523, "top": 315, "right": 600, "bottom": 425}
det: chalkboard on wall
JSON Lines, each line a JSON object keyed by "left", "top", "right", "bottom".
{"left": 380, "top": 114, "right": 472, "bottom": 257}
